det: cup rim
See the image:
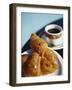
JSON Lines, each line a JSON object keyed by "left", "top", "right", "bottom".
{"left": 45, "top": 24, "right": 63, "bottom": 36}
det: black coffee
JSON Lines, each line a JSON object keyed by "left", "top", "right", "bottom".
{"left": 48, "top": 29, "right": 60, "bottom": 34}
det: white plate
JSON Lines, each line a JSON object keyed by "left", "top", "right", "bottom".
{"left": 22, "top": 48, "right": 63, "bottom": 76}
{"left": 41, "top": 34, "right": 63, "bottom": 50}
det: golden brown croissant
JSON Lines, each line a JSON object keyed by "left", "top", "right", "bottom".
{"left": 41, "top": 56, "right": 58, "bottom": 74}
{"left": 30, "top": 33, "right": 56, "bottom": 62}
{"left": 29, "top": 33, "right": 58, "bottom": 74}
{"left": 24, "top": 52, "right": 41, "bottom": 76}
{"left": 22, "top": 33, "right": 58, "bottom": 77}
{"left": 30, "top": 33, "right": 48, "bottom": 55}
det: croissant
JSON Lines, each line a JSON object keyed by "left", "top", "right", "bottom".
{"left": 30, "top": 33, "right": 48, "bottom": 55}
{"left": 41, "top": 56, "right": 58, "bottom": 74}
{"left": 22, "top": 33, "right": 58, "bottom": 76}
{"left": 30, "top": 33, "right": 56, "bottom": 62}
{"left": 23, "top": 52, "right": 41, "bottom": 76}
{"left": 29, "top": 33, "right": 58, "bottom": 74}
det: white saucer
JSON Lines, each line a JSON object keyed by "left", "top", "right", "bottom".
{"left": 41, "top": 34, "right": 63, "bottom": 50}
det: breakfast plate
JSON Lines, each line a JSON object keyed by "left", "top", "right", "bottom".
{"left": 22, "top": 48, "right": 63, "bottom": 76}
{"left": 41, "top": 34, "right": 63, "bottom": 50}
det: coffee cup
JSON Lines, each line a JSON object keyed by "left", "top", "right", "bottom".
{"left": 44, "top": 24, "right": 63, "bottom": 46}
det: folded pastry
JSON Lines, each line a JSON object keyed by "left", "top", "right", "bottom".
{"left": 30, "top": 33, "right": 48, "bottom": 55}
{"left": 29, "top": 33, "right": 58, "bottom": 74}
{"left": 41, "top": 56, "right": 58, "bottom": 74}
{"left": 24, "top": 52, "right": 41, "bottom": 76}
{"left": 41, "top": 48, "right": 57, "bottom": 63}
{"left": 22, "top": 33, "right": 58, "bottom": 77}
{"left": 30, "top": 33, "right": 56, "bottom": 62}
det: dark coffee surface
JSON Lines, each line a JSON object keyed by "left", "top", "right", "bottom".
{"left": 48, "top": 29, "right": 60, "bottom": 34}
